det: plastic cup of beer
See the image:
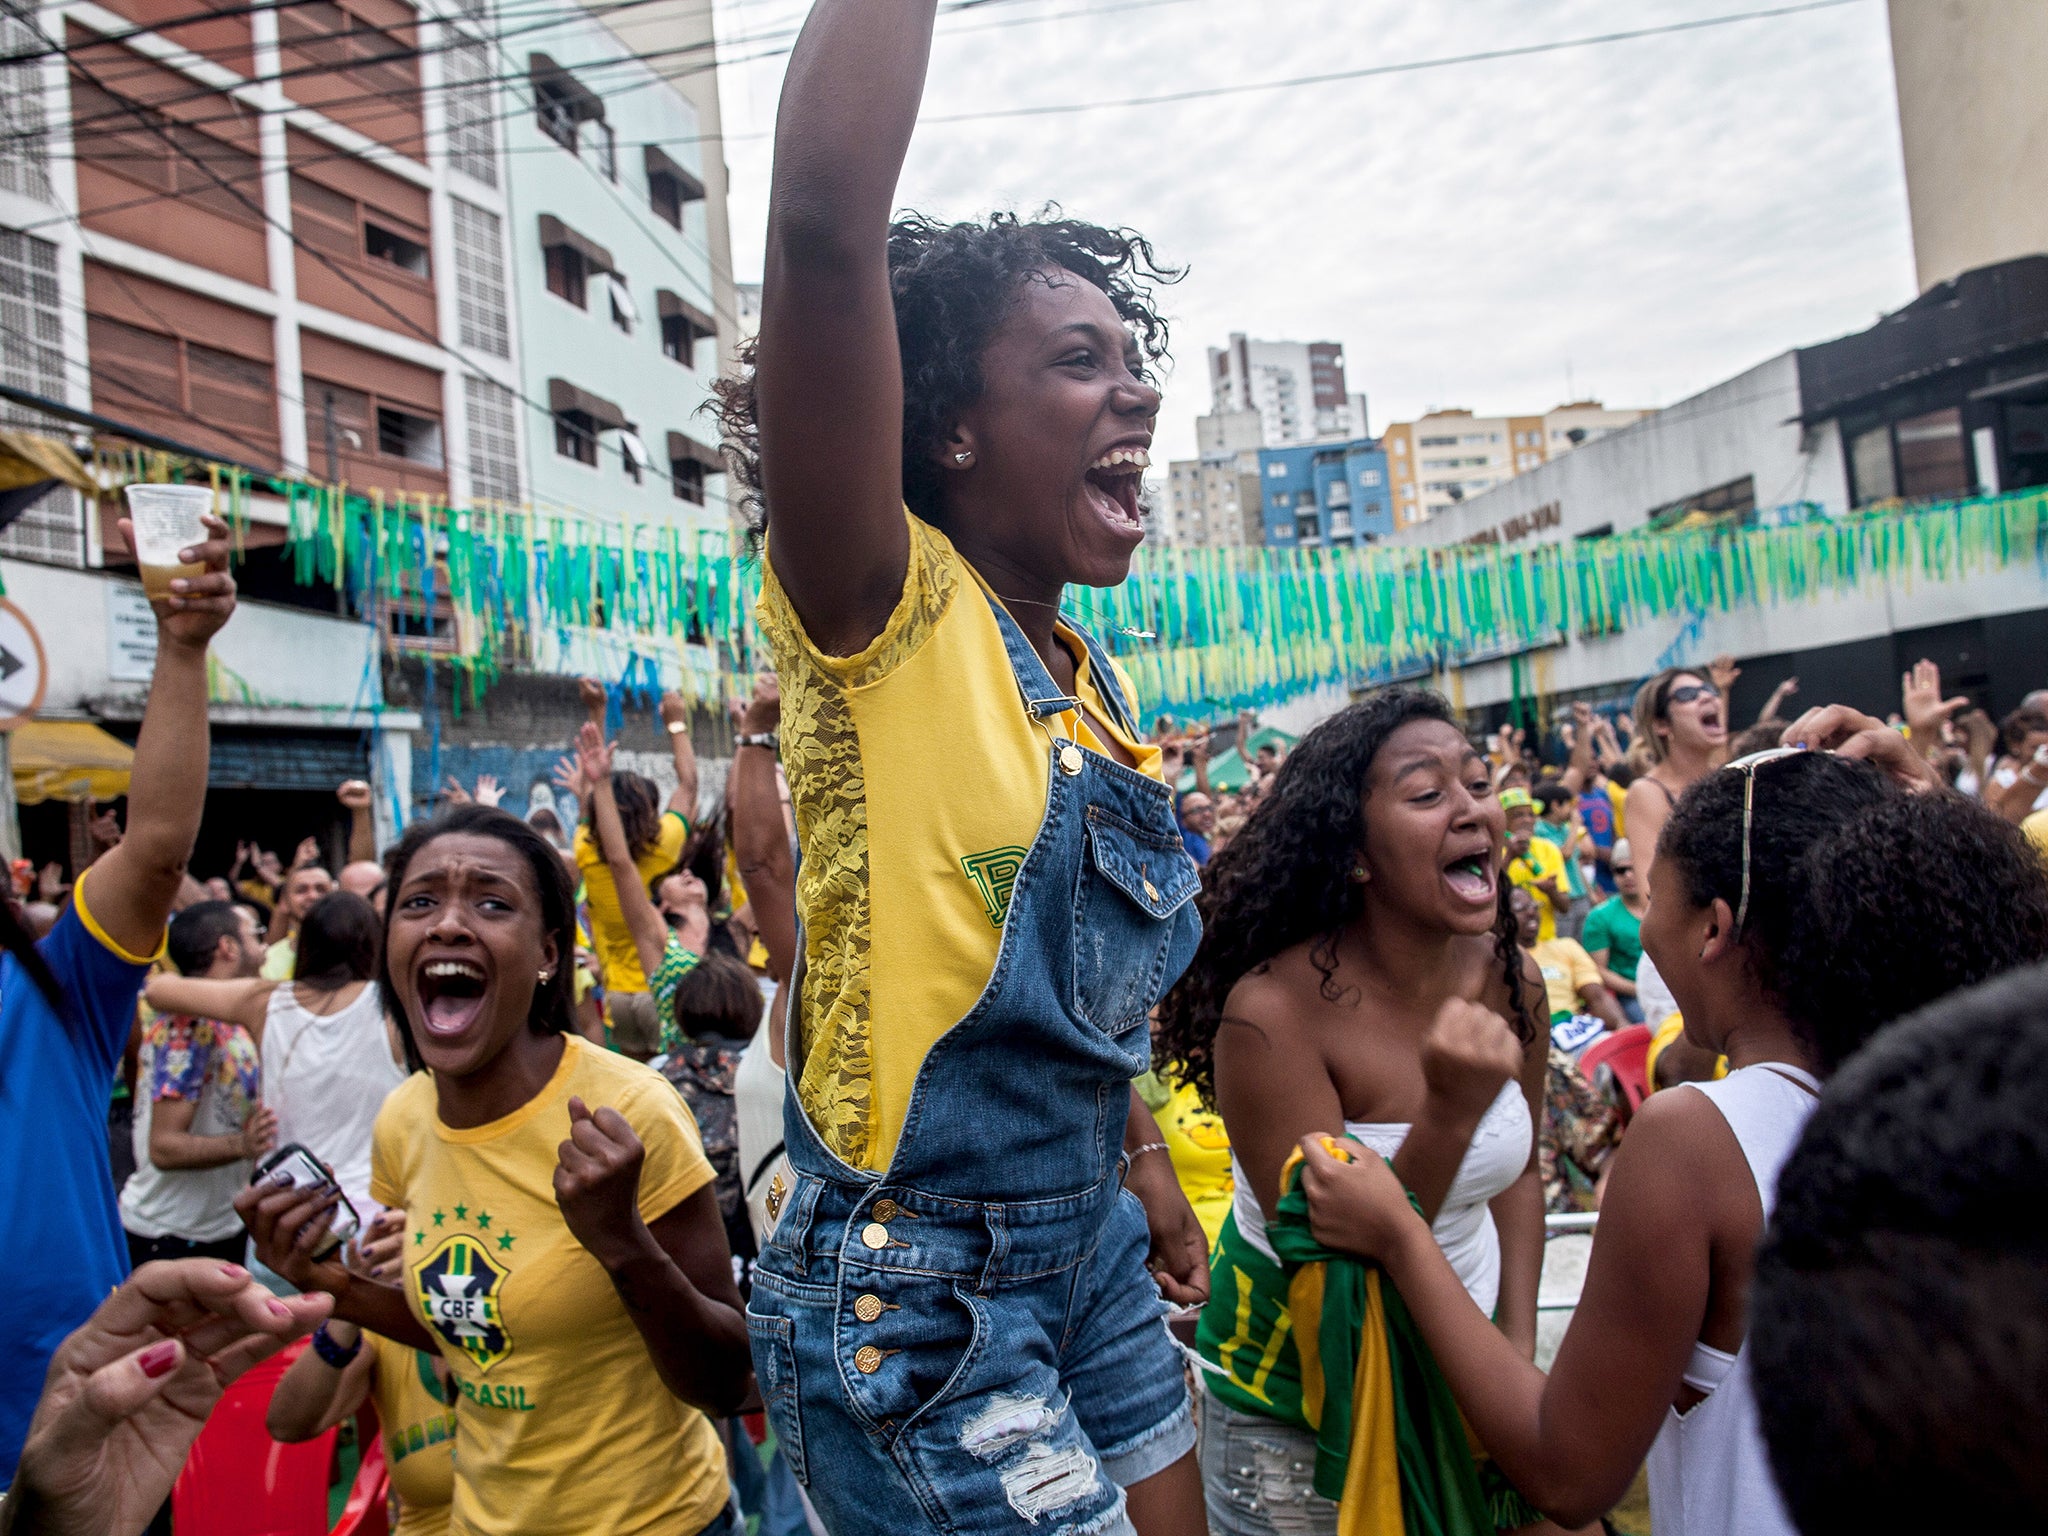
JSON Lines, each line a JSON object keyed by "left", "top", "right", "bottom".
{"left": 123, "top": 484, "right": 214, "bottom": 601}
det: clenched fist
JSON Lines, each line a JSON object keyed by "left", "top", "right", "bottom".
{"left": 554, "top": 1096, "right": 648, "bottom": 1272}
{"left": 1419, "top": 998, "right": 1524, "bottom": 1124}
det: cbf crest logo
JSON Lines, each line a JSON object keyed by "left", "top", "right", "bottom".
{"left": 415, "top": 1234, "right": 511, "bottom": 1372}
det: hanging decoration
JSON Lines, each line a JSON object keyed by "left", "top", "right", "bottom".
{"left": 94, "top": 444, "right": 2048, "bottom": 723}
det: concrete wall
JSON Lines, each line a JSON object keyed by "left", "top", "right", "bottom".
{"left": 2, "top": 558, "right": 390, "bottom": 718}
{"left": 1888, "top": 0, "right": 2048, "bottom": 292}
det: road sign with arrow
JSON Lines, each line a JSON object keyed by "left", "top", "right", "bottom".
{"left": 0, "top": 598, "right": 48, "bottom": 731}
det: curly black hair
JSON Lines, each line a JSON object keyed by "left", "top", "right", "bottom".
{"left": 1752, "top": 961, "right": 2048, "bottom": 1532}
{"left": 712, "top": 209, "right": 1182, "bottom": 535}
{"left": 1776, "top": 789, "right": 2048, "bottom": 1072}
{"left": 1155, "top": 687, "right": 1530, "bottom": 1109}
{"left": 1657, "top": 753, "right": 1891, "bottom": 1032}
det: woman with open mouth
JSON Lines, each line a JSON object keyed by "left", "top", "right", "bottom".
{"left": 711, "top": 0, "right": 1209, "bottom": 1530}
{"left": 1154, "top": 687, "right": 1560, "bottom": 1535}
{"left": 237, "top": 805, "right": 753, "bottom": 1536}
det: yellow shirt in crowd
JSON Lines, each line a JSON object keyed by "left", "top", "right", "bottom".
{"left": 574, "top": 810, "right": 689, "bottom": 993}
{"left": 1508, "top": 836, "right": 1570, "bottom": 944}
{"left": 1531, "top": 937, "right": 1602, "bottom": 1022}
{"left": 368, "top": 1331, "right": 456, "bottom": 1536}
{"left": 1152, "top": 1078, "right": 1235, "bottom": 1250}
{"left": 370, "top": 1037, "right": 726, "bottom": 1536}
{"left": 759, "top": 510, "right": 1160, "bottom": 1171}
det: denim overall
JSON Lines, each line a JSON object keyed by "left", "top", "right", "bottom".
{"left": 746, "top": 591, "right": 1203, "bottom": 1536}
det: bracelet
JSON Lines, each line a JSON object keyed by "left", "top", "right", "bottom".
{"left": 735, "top": 732, "right": 779, "bottom": 753}
{"left": 310, "top": 1322, "right": 362, "bottom": 1370}
{"left": 666, "top": 720, "right": 689, "bottom": 736}
{"left": 1128, "top": 1142, "right": 1170, "bottom": 1160}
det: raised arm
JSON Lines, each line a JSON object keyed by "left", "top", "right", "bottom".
{"left": 338, "top": 780, "right": 376, "bottom": 865}
{"left": 659, "top": 692, "right": 700, "bottom": 824}
{"left": 579, "top": 724, "right": 671, "bottom": 984}
{"left": 1559, "top": 702, "right": 1596, "bottom": 794}
{"left": 729, "top": 676, "right": 796, "bottom": 982}
{"left": 755, "top": 0, "right": 939, "bottom": 654}
{"left": 143, "top": 975, "right": 278, "bottom": 1033}
{"left": 85, "top": 514, "right": 237, "bottom": 957}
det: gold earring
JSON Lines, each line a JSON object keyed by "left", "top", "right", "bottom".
{"left": 537, "top": 969, "right": 551, "bottom": 983}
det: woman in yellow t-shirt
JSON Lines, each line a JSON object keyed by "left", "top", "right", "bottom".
{"left": 239, "top": 805, "right": 752, "bottom": 1536}
{"left": 269, "top": 1211, "right": 455, "bottom": 1536}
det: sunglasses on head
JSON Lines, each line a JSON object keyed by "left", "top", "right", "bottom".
{"left": 1666, "top": 684, "right": 1718, "bottom": 707}
{"left": 1722, "top": 745, "right": 1807, "bottom": 937}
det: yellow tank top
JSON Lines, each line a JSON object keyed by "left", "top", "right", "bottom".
{"left": 368, "top": 1332, "right": 454, "bottom": 1536}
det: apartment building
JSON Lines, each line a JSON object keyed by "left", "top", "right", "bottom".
{"left": 505, "top": 17, "right": 725, "bottom": 532}
{"left": 1383, "top": 401, "right": 1649, "bottom": 529}
{"left": 1256, "top": 435, "right": 1392, "bottom": 547}
{"left": 1208, "top": 333, "right": 1368, "bottom": 446}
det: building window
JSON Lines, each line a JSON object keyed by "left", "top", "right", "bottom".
{"left": 71, "top": 76, "right": 265, "bottom": 228}
{"left": 554, "top": 409, "right": 597, "bottom": 464}
{"left": 464, "top": 375, "right": 520, "bottom": 503}
{"left": 618, "top": 424, "right": 647, "bottom": 483}
{"left": 657, "top": 291, "right": 714, "bottom": 368}
{"left": 0, "top": 3, "right": 50, "bottom": 205}
{"left": 277, "top": 2, "right": 420, "bottom": 98}
{"left": 608, "top": 273, "right": 636, "bottom": 334}
{"left": 0, "top": 226, "right": 65, "bottom": 418}
{"left": 1849, "top": 424, "right": 1896, "bottom": 507}
{"left": 672, "top": 457, "right": 704, "bottom": 504}
{"left": 91, "top": 313, "right": 277, "bottom": 454}
{"left": 531, "top": 54, "right": 602, "bottom": 155}
{"left": 644, "top": 145, "right": 704, "bottom": 233}
{"left": 1894, "top": 407, "right": 1971, "bottom": 499}
{"left": 537, "top": 80, "right": 578, "bottom": 149}
{"left": 545, "top": 242, "right": 585, "bottom": 307}
{"left": 451, "top": 199, "right": 509, "bottom": 358}
{"left": 364, "top": 220, "right": 429, "bottom": 276}
{"left": 376, "top": 404, "right": 442, "bottom": 466}
{"left": 442, "top": 38, "right": 498, "bottom": 187}
{"left": 595, "top": 122, "right": 617, "bottom": 181}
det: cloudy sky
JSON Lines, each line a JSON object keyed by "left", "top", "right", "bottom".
{"left": 709, "top": 0, "right": 1914, "bottom": 463}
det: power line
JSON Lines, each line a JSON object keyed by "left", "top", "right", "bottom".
{"left": 918, "top": 0, "right": 1866, "bottom": 122}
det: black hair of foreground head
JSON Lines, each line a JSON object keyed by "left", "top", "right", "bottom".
{"left": 1752, "top": 960, "right": 2048, "bottom": 1534}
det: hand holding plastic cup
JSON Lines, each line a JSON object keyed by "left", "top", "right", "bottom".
{"left": 123, "top": 483, "right": 215, "bottom": 601}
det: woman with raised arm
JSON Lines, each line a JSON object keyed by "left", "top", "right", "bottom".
{"left": 714, "top": 2, "right": 1208, "bottom": 1530}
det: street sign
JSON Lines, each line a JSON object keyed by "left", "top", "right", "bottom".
{"left": 0, "top": 597, "right": 47, "bottom": 731}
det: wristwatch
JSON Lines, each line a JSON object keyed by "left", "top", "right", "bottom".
{"left": 665, "top": 720, "right": 689, "bottom": 736}
{"left": 735, "top": 732, "right": 779, "bottom": 753}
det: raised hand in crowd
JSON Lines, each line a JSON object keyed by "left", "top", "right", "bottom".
{"left": 549, "top": 752, "right": 586, "bottom": 804}
{"left": 659, "top": 691, "right": 699, "bottom": 823}
{"left": 85, "top": 512, "right": 236, "bottom": 959}
{"left": 1707, "top": 651, "right": 1741, "bottom": 698}
{"left": 1900, "top": 659, "right": 1969, "bottom": 758}
{"left": 1760, "top": 674, "right": 1800, "bottom": 722}
{"left": 0, "top": 1261, "right": 329, "bottom": 1536}
{"left": 289, "top": 837, "right": 321, "bottom": 872}
{"left": 87, "top": 808, "right": 122, "bottom": 856}
{"left": 35, "top": 862, "right": 65, "bottom": 905}
{"left": 577, "top": 675, "right": 608, "bottom": 724}
{"left": 730, "top": 673, "right": 795, "bottom": 987}
{"left": 335, "top": 779, "right": 376, "bottom": 867}
{"left": 472, "top": 773, "right": 506, "bottom": 809}
{"left": 1778, "top": 704, "right": 1945, "bottom": 795}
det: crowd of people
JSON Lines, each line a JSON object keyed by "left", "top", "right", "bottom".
{"left": 8, "top": 3, "right": 2048, "bottom": 1534}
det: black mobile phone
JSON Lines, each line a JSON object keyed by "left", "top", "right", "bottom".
{"left": 252, "top": 1142, "right": 361, "bottom": 1260}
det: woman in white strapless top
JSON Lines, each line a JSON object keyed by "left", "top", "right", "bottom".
{"left": 1155, "top": 693, "right": 1554, "bottom": 1535}
{"left": 1292, "top": 734, "right": 2014, "bottom": 1536}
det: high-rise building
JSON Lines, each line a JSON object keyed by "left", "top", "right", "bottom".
{"left": 1383, "top": 402, "right": 1651, "bottom": 530}
{"left": 1208, "top": 333, "right": 1368, "bottom": 446}
{"left": 1256, "top": 436, "right": 1392, "bottom": 547}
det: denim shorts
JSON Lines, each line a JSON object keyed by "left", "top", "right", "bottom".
{"left": 749, "top": 1183, "right": 1193, "bottom": 1536}
{"left": 1197, "top": 1386, "right": 1339, "bottom": 1536}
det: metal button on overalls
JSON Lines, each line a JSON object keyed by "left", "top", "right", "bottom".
{"left": 854, "top": 1293, "right": 885, "bottom": 1324}
{"left": 861, "top": 1222, "right": 890, "bottom": 1250}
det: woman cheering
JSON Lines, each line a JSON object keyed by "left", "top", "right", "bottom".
{"left": 238, "top": 806, "right": 751, "bottom": 1536}
{"left": 717, "top": 0, "right": 1209, "bottom": 1529}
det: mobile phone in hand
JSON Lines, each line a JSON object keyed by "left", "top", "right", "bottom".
{"left": 251, "top": 1143, "right": 361, "bottom": 1260}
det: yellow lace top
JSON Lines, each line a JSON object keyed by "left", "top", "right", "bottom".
{"left": 757, "top": 512, "right": 1158, "bottom": 1170}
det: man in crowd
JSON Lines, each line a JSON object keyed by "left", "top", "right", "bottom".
{"left": 259, "top": 855, "right": 333, "bottom": 980}
{"left": 119, "top": 901, "right": 275, "bottom": 1267}
{"left": 0, "top": 508, "right": 236, "bottom": 1482}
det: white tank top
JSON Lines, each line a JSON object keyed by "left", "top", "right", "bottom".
{"left": 261, "top": 983, "right": 405, "bottom": 1220}
{"left": 1228, "top": 1079, "right": 1531, "bottom": 1316}
{"left": 736, "top": 1025, "right": 793, "bottom": 1250}
{"left": 1644, "top": 1062, "right": 1818, "bottom": 1536}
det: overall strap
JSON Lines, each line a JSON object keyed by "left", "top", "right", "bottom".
{"left": 1068, "top": 619, "right": 1140, "bottom": 740}
{"left": 979, "top": 585, "right": 1081, "bottom": 722}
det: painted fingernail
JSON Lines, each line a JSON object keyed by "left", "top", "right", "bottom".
{"left": 268, "top": 1300, "right": 292, "bottom": 1319}
{"left": 138, "top": 1340, "right": 180, "bottom": 1378}
{"left": 219, "top": 1263, "right": 246, "bottom": 1279}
